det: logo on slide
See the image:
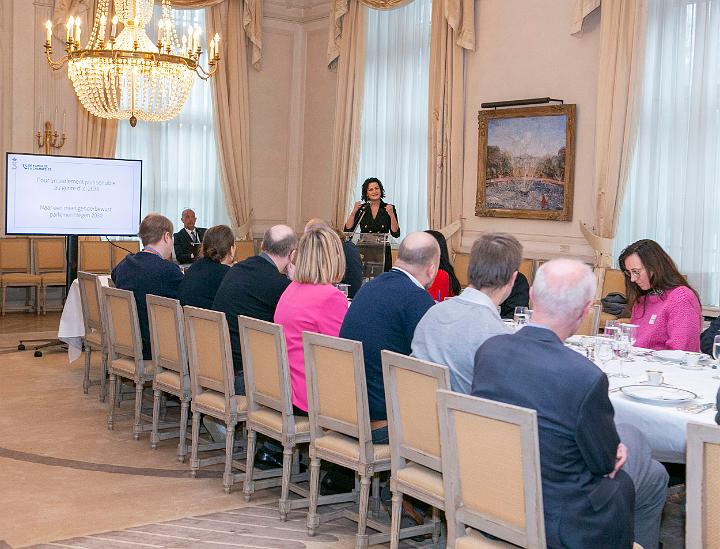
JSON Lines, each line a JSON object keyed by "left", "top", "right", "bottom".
{"left": 10, "top": 156, "right": 17, "bottom": 170}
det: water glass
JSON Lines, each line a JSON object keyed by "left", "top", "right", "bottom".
{"left": 604, "top": 319, "right": 619, "bottom": 335}
{"left": 337, "top": 283, "right": 350, "bottom": 299}
{"left": 612, "top": 337, "right": 630, "bottom": 378}
{"left": 713, "top": 335, "right": 720, "bottom": 379}
{"left": 594, "top": 336, "right": 614, "bottom": 372}
{"left": 514, "top": 306, "right": 528, "bottom": 326}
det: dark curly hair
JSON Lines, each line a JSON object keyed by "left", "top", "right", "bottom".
{"left": 361, "top": 177, "right": 385, "bottom": 201}
{"left": 200, "top": 225, "right": 235, "bottom": 263}
{"left": 425, "top": 230, "right": 461, "bottom": 296}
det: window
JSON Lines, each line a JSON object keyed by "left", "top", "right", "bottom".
{"left": 614, "top": 0, "right": 720, "bottom": 305}
{"left": 354, "top": 0, "right": 432, "bottom": 238}
{"left": 115, "top": 8, "right": 230, "bottom": 232}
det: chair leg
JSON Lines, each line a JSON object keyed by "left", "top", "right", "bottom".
{"left": 371, "top": 474, "right": 381, "bottom": 516}
{"left": 243, "top": 429, "right": 258, "bottom": 502}
{"left": 35, "top": 286, "right": 40, "bottom": 316}
{"left": 190, "top": 411, "right": 201, "bottom": 477}
{"left": 278, "top": 443, "right": 293, "bottom": 521}
{"left": 356, "top": 474, "right": 372, "bottom": 549}
{"left": 431, "top": 506, "right": 441, "bottom": 544}
{"left": 132, "top": 382, "right": 144, "bottom": 440}
{"left": 1, "top": 285, "right": 5, "bottom": 316}
{"left": 107, "top": 373, "right": 117, "bottom": 430}
{"left": 390, "top": 490, "right": 403, "bottom": 549}
{"left": 177, "top": 399, "right": 189, "bottom": 463}
{"left": 83, "top": 346, "right": 92, "bottom": 394}
{"left": 223, "top": 421, "right": 236, "bottom": 494}
{"left": 306, "top": 454, "right": 321, "bottom": 536}
{"left": 99, "top": 352, "right": 108, "bottom": 402}
{"left": 151, "top": 388, "right": 161, "bottom": 449}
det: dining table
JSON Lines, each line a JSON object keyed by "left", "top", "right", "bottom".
{"left": 567, "top": 338, "right": 719, "bottom": 464}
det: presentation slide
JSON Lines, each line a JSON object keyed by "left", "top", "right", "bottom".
{"left": 5, "top": 153, "right": 142, "bottom": 236}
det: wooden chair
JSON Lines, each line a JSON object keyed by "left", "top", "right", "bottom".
{"left": 112, "top": 240, "right": 140, "bottom": 268}
{"left": 33, "top": 238, "right": 66, "bottom": 314}
{"left": 0, "top": 237, "right": 41, "bottom": 315}
{"left": 147, "top": 295, "right": 192, "bottom": 462}
{"left": 77, "top": 272, "right": 109, "bottom": 400}
{"left": 303, "top": 332, "right": 390, "bottom": 549}
{"left": 519, "top": 258, "right": 536, "bottom": 286}
{"left": 79, "top": 240, "right": 112, "bottom": 274}
{"left": 686, "top": 421, "right": 720, "bottom": 548}
{"left": 453, "top": 253, "right": 470, "bottom": 288}
{"left": 437, "top": 389, "right": 546, "bottom": 548}
{"left": 233, "top": 240, "right": 256, "bottom": 263}
{"left": 575, "top": 303, "right": 602, "bottom": 336}
{"left": 103, "top": 287, "right": 155, "bottom": 438}
{"left": 382, "top": 350, "right": 450, "bottom": 548}
{"left": 238, "top": 316, "right": 311, "bottom": 519}
{"left": 184, "top": 306, "right": 247, "bottom": 493}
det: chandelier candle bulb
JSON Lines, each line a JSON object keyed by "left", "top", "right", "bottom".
{"left": 111, "top": 15, "right": 118, "bottom": 38}
{"left": 214, "top": 33, "right": 219, "bottom": 58}
{"left": 74, "top": 18, "right": 80, "bottom": 47}
{"left": 157, "top": 19, "right": 163, "bottom": 49}
{"left": 66, "top": 16, "right": 74, "bottom": 43}
{"left": 45, "top": 20, "right": 52, "bottom": 44}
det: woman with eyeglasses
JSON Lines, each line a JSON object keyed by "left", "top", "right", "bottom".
{"left": 618, "top": 239, "right": 701, "bottom": 351}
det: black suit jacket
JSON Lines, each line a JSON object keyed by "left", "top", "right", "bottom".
{"left": 472, "top": 326, "right": 635, "bottom": 549}
{"left": 499, "top": 272, "right": 530, "bottom": 319}
{"left": 173, "top": 227, "right": 207, "bottom": 264}
{"left": 211, "top": 254, "right": 291, "bottom": 374}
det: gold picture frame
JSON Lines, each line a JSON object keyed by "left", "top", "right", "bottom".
{"left": 475, "top": 104, "right": 576, "bottom": 221}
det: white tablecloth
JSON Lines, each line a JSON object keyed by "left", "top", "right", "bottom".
{"left": 599, "top": 352, "right": 720, "bottom": 463}
{"left": 57, "top": 276, "right": 111, "bottom": 363}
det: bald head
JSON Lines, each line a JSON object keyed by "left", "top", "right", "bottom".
{"left": 262, "top": 224, "right": 297, "bottom": 258}
{"left": 531, "top": 259, "right": 596, "bottom": 332}
{"left": 304, "top": 218, "right": 329, "bottom": 232}
{"left": 395, "top": 232, "right": 440, "bottom": 288}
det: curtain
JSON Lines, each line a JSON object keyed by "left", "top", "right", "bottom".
{"left": 328, "top": 0, "right": 368, "bottom": 229}
{"left": 427, "top": 0, "right": 474, "bottom": 250}
{"left": 571, "top": 0, "right": 601, "bottom": 35}
{"left": 614, "top": 0, "right": 720, "bottom": 306}
{"left": 354, "top": 0, "right": 432, "bottom": 237}
{"left": 580, "top": 0, "right": 647, "bottom": 269}
{"left": 116, "top": 7, "right": 230, "bottom": 230}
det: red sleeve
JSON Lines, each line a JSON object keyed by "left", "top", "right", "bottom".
{"left": 427, "top": 269, "right": 451, "bottom": 302}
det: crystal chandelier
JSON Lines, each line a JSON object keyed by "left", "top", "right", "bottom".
{"left": 44, "top": 0, "right": 220, "bottom": 127}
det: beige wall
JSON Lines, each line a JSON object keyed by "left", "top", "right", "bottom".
{"left": 3, "top": 0, "right": 600, "bottom": 260}
{"left": 461, "top": 0, "right": 600, "bottom": 260}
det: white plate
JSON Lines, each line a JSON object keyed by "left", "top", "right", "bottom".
{"left": 652, "top": 350, "right": 688, "bottom": 362}
{"left": 620, "top": 384, "right": 697, "bottom": 404}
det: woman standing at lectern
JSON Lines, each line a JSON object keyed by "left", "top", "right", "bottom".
{"left": 343, "top": 177, "right": 400, "bottom": 271}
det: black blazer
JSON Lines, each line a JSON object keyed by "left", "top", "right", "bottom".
{"left": 472, "top": 326, "right": 635, "bottom": 549}
{"left": 178, "top": 257, "right": 230, "bottom": 310}
{"left": 499, "top": 272, "right": 530, "bottom": 319}
{"left": 173, "top": 227, "right": 207, "bottom": 264}
{"left": 344, "top": 200, "right": 400, "bottom": 238}
{"left": 211, "top": 254, "right": 291, "bottom": 374}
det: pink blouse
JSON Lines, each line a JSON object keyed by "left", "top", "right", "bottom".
{"left": 631, "top": 286, "right": 701, "bottom": 352}
{"left": 274, "top": 282, "right": 348, "bottom": 412}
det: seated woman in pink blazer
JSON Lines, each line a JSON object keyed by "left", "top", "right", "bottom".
{"left": 274, "top": 226, "right": 348, "bottom": 415}
{"left": 618, "top": 239, "right": 701, "bottom": 352}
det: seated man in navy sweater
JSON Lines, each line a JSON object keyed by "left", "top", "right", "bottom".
{"left": 112, "top": 213, "right": 184, "bottom": 360}
{"left": 339, "top": 232, "right": 439, "bottom": 444}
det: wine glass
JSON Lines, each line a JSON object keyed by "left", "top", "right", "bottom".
{"left": 612, "top": 332, "right": 630, "bottom": 378}
{"left": 713, "top": 335, "right": 720, "bottom": 380}
{"left": 594, "top": 336, "right": 614, "bottom": 372}
{"left": 526, "top": 309, "right": 534, "bottom": 322}
{"left": 514, "top": 306, "right": 528, "bottom": 326}
{"left": 620, "top": 323, "right": 639, "bottom": 362}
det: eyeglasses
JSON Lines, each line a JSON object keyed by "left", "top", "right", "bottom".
{"left": 624, "top": 268, "right": 644, "bottom": 278}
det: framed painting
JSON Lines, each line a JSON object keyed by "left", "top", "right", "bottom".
{"left": 475, "top": 104, "right": 576, "bottom": 221}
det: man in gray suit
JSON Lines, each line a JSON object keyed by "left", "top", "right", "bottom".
{"left": 411, "top": 232, "right": 518, "bottom": 393}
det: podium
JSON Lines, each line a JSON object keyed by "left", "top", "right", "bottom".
{"left": 345, "top": 232, "right": 388, "bottom": 281}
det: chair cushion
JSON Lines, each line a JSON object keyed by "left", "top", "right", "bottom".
{"left": 313, "top": 431, "right": 390, "bottom": 462}
{"left": 41, "top": 272, "right": 67, "bottom": 285}
{"left": 249, "top": 408, "right": 310, "bottom": 434}
{"left": 456, "top": 528, "right": 515, "bottom": 548}
{"left": 110, "top": 357, "right": 139, "bottom": 377}
{"left": 396, "top": 462, "right": 444, "bottom": 499}
{"left": 155, "top": 370, "right": 182, "bottom": 391}
{"left": 194, "top": 390, "right": 247, "bottom": 416}
{"left": 2, "top": 273, "right": 41, "bottom": 285}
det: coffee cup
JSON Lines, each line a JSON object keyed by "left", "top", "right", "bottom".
{"left": 646, "top": 370, "right": 664, "bottom": 385}
{"left": 685, "top": 353, "right": 701, "bottom": 368}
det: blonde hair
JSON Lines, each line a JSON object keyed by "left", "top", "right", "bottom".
{"left": 294, "top": 227, "right": 345, "bottom": 285}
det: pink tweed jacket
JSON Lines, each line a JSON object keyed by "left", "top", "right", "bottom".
{"left": 631, "top": 285, "right": 701, "bottom": 352}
